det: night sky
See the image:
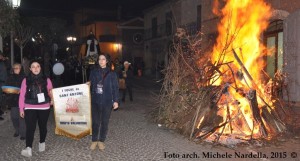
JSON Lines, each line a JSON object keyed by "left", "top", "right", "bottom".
{"left": 19, "top": 0, "right": 164, "bottom": 21}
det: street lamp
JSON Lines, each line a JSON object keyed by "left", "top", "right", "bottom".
{"left": 67, "top": 36, "right": 78, "bottom": 82}
{"left": 67, "top": 36, "right": 77, "bottom": 55}
{"left": 10, "top": 0, "right": 21, "bottom": 8}
{"left": 114, "top": 43, "right": 122, "bottom": 58}
{"left": 67, "top": 36, "right": 77, "bottom": 42}
{"left": 7, "top": 0, "right": 21, "bottom": 66}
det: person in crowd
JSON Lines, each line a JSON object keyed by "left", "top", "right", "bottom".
{"left": 113, "top": 58, "right": 122, "bottom": 78}
{"left": 0, "top": 52, "right": 8, "bottom": 120}
{"left": 120, "top": 61, "right": 133, "bottom": 102}
{"left": 89, "top": 53, "right": 119, "bottom": 151}
{"left": 137, "top": 60, "right": 145, "bottom": 77}
{"left": 19, "top": 60, "right": 53, "bottom": 157}
{"left": 5, "top": 63, "right": 26, "bottom": 140}
{"left": 22, "top": 56, "right": 30, "bottom": 76}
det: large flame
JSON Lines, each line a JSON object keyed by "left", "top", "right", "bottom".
{"left": 210, "top": 0, "right": 272, "bottom": 139}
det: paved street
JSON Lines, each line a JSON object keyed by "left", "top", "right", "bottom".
{"left": 0, "top": 76, "right": 300, "bottom": 161}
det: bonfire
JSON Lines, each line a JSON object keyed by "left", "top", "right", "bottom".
{"left": 157, "top": 0, "right": 294, "bottom": 146}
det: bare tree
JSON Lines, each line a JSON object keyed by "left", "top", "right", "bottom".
{"left": 0, "top": 0, "right": 18, "bottom": 36}
{"left": 14, "top": 24, "right": 33, "bottom": 63}
{"left": 0, "top": 0, "right": 19, "bottom": 54}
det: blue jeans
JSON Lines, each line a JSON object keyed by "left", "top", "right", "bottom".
{"left": 91, "top": 102, "right": 112, "bottom": 142}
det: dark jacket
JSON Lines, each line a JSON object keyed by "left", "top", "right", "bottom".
{"left": 89, "top": 67, "right": 119, "bottom": 106}
{"left": 5, "top": 73, "right": 25, "bottom": 107}
{"left": 0, "top": 61, "right": 7, "bottom": 83}
{"left": 0, "top": 61, "right": 7, "bottom": 105}
{"left": 25, "top": 73, "right": 50, "bottom": 105}
{"left": 119, "top": 68, "right": 134, "bottom": 86}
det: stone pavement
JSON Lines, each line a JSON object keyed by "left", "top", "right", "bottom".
{"left": 0, "top": 76, "right": 299, "bottom": 161}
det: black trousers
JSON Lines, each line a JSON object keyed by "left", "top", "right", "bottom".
{"left": 24, "top": 109, "right": 50, "bottom": 148}
{"left": 11, "top": 107, "right": 26, "bottom": 137}
{"left": 122, "top": 85, "right": 133, "bottom": 101}
{"left": 91, "top": 102, "right": 112, "bottom": 142}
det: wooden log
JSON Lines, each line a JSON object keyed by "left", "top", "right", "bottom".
{"left": 197, "top": 108, "right": 243, "bottom": 140}
{"left": 197, "top": 104, "right": 222, "bottom": 130}
{"left": 193, "top": 95, "right": 223, "bottom": 138}
{"left": 235, "top": 110, "right": 252, "bottom": 134}
{"left": 226, "top": 63, "right": 238, "bottom": 89}
{"left": 261, "top": 106, "right": 286, "bottom": 134}
{"left": 224, "top": 90, "right": 233, "bottom": 134}
{"left": 233, "top": 49, "right": 287, "bottom": 136}
{"left": 215, "top": 122, "right": 227, "bottom": 142}
{"left": 232, "top": 49, "right": 254, "bottom": 83}
{"left": 226, "top": 105, "right": 233, "bottom": 133}
{"left": 250, "top": 120, "right": 255, "bottom": 140}
{"left": 232, "top": 49, "right": 272, "bottom": 109}
{"left": 190, "top": 91, "right": 209, "bottom": 139}
{"left": 247, "top": 90, "right": 268, "bottom": 137}
{"left": 196, "top": 121, "right": 228, "bottom": 140}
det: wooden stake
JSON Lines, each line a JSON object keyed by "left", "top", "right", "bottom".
{"left": 247, "top": 90, "right": 268, "bottom": 137}
{"left": 232, "top": 49, "right": 272, "bottom": 110}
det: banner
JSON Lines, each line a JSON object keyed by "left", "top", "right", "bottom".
{"left": 52, "top": 84, "right": 91, "bottom": 140}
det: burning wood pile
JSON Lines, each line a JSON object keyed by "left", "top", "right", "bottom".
{"left": 157, "top": 0, "right": 294, "bottom": 146}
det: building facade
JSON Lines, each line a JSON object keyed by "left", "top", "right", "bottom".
{"left": 144, "top": 0, "right": 202, "bottom": 75}
{"left": 266, "top": 0, "right": 300, "bottom": 102}
{"left": 117, "top": 17, "right": 144, "bottom": 65}
{"left": 73, "top": 8, "right": 120, "bottom": 60}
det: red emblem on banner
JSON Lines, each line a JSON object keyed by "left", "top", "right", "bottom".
{"left": 66, "top": 98, "right": 79, "bottom": 113}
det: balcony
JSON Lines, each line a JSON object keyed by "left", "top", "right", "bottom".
{"left": 144, "top": 21, "right": 199, "bottom": 40}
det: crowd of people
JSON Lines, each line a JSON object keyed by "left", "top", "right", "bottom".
{"left": 0, "top": 50, "right": 141, "bottom": 157}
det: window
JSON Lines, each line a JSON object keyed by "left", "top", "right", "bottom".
{"left": 133, "top": 33, "right": 143, "bottom": 44}
{"left": 152, "top": 17, "right": 157, "bottom": 38}
{"left": 197, "top": 5, "right": 202, "bottom": 32}
{"left": 264, "top": 20, "right": 283, "bottom": 78}
{"left": 166, "top": 12, "right": 173, "bottom": 36}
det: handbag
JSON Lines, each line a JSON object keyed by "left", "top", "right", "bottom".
{"left": 119, "top": 78, "right": 126, "bottom": 89}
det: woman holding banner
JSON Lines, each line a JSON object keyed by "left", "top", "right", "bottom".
{"left": 89, "top": 53, "right": 119, "bottom": 151}
{"left": 19, "top": 60, "right": 53, "bottom": 157}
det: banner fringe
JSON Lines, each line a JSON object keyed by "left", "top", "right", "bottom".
{"left": 55, "top": 128, "right": 91, "bottom": 140}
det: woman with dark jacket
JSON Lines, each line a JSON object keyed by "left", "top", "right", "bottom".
{"left": 19, "top": 60, "right": 53, "bottom": 157}
{"left": 89, "top": 53, "right": 119, "bottom": 151}
{"left": 5, "top": 63, "right": 26, "bottom": 140}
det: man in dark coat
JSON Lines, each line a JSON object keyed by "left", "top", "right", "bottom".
{"left": 0, "top": 52, "right": 8, "bottom": 120}
{"left": 120, "top": 61, "right": 133, "bottom": 102}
